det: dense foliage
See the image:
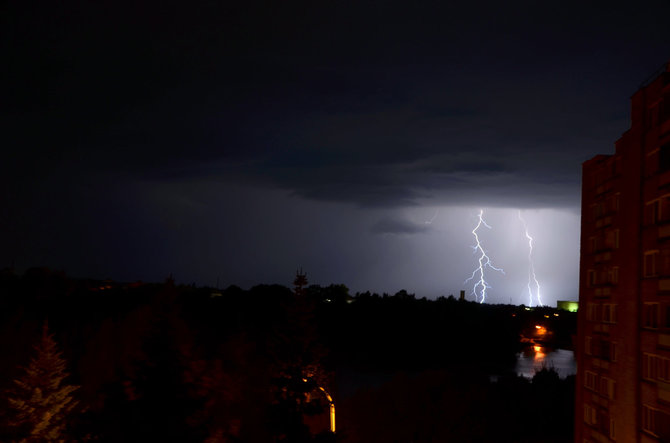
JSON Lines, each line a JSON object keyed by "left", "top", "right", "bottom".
{"left": 0, "top": 267, "right": 575, "bottom": 442}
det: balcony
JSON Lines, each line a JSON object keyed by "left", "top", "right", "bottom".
{"left": 594, "top": 252, "right": 612, "bottom": 263}
{"left": 595, "top": 216, "right": 613, "bottom": 229}
{"left": 595, "top": 181, "right": 615, "bottom": 196}
{"left": 594, "top": 288, "right": 612, "bottom": 298}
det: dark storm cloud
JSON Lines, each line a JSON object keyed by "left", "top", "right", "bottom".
{"left": 5, "top": 1, "right": 668, "bottom": 200}
{"left": 3, "top": 0, "right": 670, "bottom": 295}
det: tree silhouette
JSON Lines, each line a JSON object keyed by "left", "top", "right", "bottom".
{"left": 6, "top": 322, "right": 79, "bottom": 442}
{"left": 294, "top": 268, "right": 308, "bottom": 297}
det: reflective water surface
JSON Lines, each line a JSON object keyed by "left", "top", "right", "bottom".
{"left": 515, "top": 345, "right": 576, "bottom": 379}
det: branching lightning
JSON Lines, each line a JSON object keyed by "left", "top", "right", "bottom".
{"left": 465, "top": 209, "right": 505, "bottom": 303}
{"left": 519, "top": 211, "right": 543, "bottom": 307}
{"left": 424, "top": 209, "right": 440, "bottom": 225}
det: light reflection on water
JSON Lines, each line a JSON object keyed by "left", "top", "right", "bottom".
{"left": 515, "top": 346, "right": 576, "bottom": 379}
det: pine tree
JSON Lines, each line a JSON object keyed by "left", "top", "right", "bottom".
{"left": 6, "top": 322, "right": 79, "bottom": 442}
{"left": 293, "top": 268, "right": 308, "bottom": 297}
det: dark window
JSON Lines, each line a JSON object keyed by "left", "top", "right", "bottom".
{"left": 660, "top": 143, "right": 670, "bottom": 172}
{"left": 661, "top": 94, "right": 670, "bottom": 123}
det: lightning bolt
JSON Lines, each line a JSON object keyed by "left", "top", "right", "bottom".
{"left": 424, "top": 209, "right": 440, "bottom": 225}
{"left": 518, "top": 211, "right": 543, "bottom": 307}
{"left": 465, "top": 209, "right": 505, "bottom": 303}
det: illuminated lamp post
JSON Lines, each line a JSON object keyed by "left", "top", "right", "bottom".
{"left": 303, "top": 378, "right": 336, "bottom": 433}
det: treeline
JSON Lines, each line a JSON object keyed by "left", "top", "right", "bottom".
{"left": 0, "top": 268, "right": 576, "bottom": 442}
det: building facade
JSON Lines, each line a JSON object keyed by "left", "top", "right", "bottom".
{"left": 577, "top": 62, "right": 670, "bottom": 442}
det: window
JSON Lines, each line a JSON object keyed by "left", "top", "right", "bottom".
{"left": 644, "top": 353, "right": 657, "bottom": 380}
{"left": 602, "top": 304, "right": 617, "bottom": 324}
{"left": 644, "top": 303, "right": 659, "bottom": 329}
{"left": 661, "top": 94, "right": 670, "bottom": 123}
{"left": 585, "top": 371, "right": 598, "bottom": 391}
{"left": 608, "top": 267, "right": 619, "bottom": 285}
{"left": 584, "top": 403, "right": 598, "bottom": 426}
{"left": 660, "top": 142, "right": 670, "bottom": 172}
{"left": 642, "top": 404, "right": 670, "bottom": 439}
{"left": 585, "top": 336, "right": 593, "bottom": 356}
{"left": 643, "top": 405, "right": 656, "bottom": 435}
{"left": 587, "top": 270, "right": 597, "bottom": 287}
{"left": 645, "top": 251, "right": 659, "bottom": 277}
{"left": 643, "top": 353, "right": 670, "bottom": 382}
{"left": 590, "top": 337, "right": 616, "bottom": 361}
{"left": 647, "top": 200, "right": 661, "bottom": 225}
{"left": 662, "top": 357, "right": 670, "bottom": 382}
{"left": 602, "top": 341, "right": 617, "bottom": 362}
{"left": 591, "top": 205, "right": 600, "bottom": 222}
{"left": 605, "top": 229, "right": 619, "bottom": 249}
{"left": 648, "top": 195, "right": 670, "bottom": 223}
{"left": 600, "top": 377, "right": 616, "bottom": 400}
{"left": 587, "top": 303, "right": 599, "bottom": 322}
{"left": 660, "top": 249, "right": 670, "bottom": 276}
{"left": 649, "top": 102, "right": 660, "bottom": 127}
{"left": 609, "top": 194, "right": 620, "bottom": 213}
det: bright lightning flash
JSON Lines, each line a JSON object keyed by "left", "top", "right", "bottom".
{"left": 519, "top": 211, "right": 543, "bottom": 307}
{"left": 465, "top": 209, "right": 504, "bottom": 303}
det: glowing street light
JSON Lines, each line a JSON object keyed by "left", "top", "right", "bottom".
{"left": 303, "top": 378, "right": 336, "bottom": 433}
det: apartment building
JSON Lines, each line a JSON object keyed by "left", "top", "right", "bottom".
{"left": 577, "top": 62, "right": 670, "bottom": 442}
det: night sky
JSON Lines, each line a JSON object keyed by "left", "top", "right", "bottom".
{"left": 3, "top": 1, "right": 670, "bottom": 305}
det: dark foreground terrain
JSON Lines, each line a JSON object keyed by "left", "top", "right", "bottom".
{"left": 0, "top": 268, "right": 575, "bottom": 442}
